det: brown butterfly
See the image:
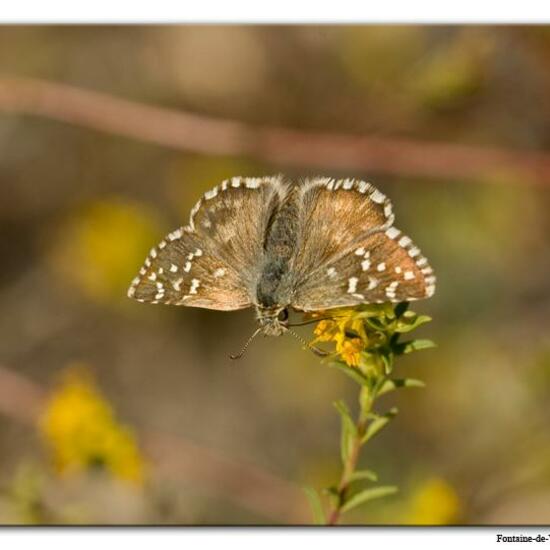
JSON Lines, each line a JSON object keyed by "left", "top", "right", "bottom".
{"left": 128, "top": 176, "right": 435, "bottom": 357}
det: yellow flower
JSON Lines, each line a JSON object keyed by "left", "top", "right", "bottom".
{"left": 336, "top": 337, "right": 363, "bottom": 367}
{"left": 39, "top": 366, "right": 146, "bottom": 486}
{"left": 313, "top": 320, "right": 339, "bottom": 342}
{"left": 48, "top": 200, "right": 161, "bottom": 302}
{"left": 404, "top": 478, "right": 461, "bottom": 525}
{"left": 312, "top": 308, "right": 370, "bottom": 367}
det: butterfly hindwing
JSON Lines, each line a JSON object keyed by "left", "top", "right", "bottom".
{"left": 128, "top": 176, "right": 286, "bottom": 310}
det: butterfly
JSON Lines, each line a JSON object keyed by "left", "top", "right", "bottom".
{"left": 127, "top": 176, "right": 435, "bottom": 356}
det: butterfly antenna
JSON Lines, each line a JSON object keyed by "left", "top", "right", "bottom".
{"left": 287, "top": 316, "right": 336, "bottom": 327}
{"left": 287, "top": 329, "right": 329, "bottom": 357}
{"left": 229, "top": 327, "right": 262, "bottom": 361}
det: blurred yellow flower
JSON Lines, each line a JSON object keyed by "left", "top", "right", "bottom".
{"left": 39, "top": 366, "right": 146, "bottom": 486}
{"left": 405, "top": 478, "right": 461, "bottom": 525}
{"left": 48, "top": 199, "right": 161, "bottom": 302}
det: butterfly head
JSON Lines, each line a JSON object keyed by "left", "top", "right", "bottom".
{"left": 256, "top": 305, "right": 289, "bottom": 337}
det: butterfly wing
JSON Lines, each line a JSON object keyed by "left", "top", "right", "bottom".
{"left": 128, "top": 176, "right": 286, "bottom": 310}
{"left": 291, "top": 178, "right": 435, "bottom": 311}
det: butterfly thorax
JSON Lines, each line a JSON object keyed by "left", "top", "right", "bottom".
{"left": 255, "top": 186, "right": 299, "bottom": 319}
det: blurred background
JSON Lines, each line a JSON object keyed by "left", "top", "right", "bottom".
{"left": 0, "top": 25, "right": 549, "bottom": 525}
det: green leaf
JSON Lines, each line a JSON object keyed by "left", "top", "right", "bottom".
{"left": 329, "top": 361, "right": 369, "bottom": 386}
{"left": 341, "top": 486, "right": 398, "bottom": 513}
{"left": 364, "top": 317, "right": 386, "bottom": 331}
{"left": 321, "top": 486, "right": 340, "bottom": 507}
{"left": 303, "top": 487, "right": 326, "bottom": 525}
{"left": 349, "top": 469, "right": 378, "bottom": 483}
{"left": 334, "top": 400, "right": 357, "bottom": 464}
{"left": 394, "top": 339, "right": 437, "bottom": 355}
{"left": 380, "top": 353, "right": 393, "bottom": 376}
{"left": 362, "top": 407, "right": 398, "bottom": 443}
{"left": 354, "top": 304, "right": 392, "bottom": 319}
{"left": 395, "top": 313, "right": 432, "bottom": 333}
{"left": 377, "top": 378, "right": 425, "bottom": 396}
{"left": 394, "top": 301, "right": 410, "bottom": 319}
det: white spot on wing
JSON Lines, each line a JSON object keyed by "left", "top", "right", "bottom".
{"left": 127, "top": 283, "right": 137, "bottom": 298}
{"left": 404, "top": 270, "right": 415, "bottom": 280}
{"left": 190, "top": 278, "right": 200, "bottom": 294}
{"left": 214, "top": 268, "right": 226, "bottom": 278}
{"left": 170, "top": 264, "right": 178, "bottom": 273}
{"left": 399, "top": 236, "right": 412, "bottom": 247}
{"left": 168, "top": 228, "right": 183, "bottom": 241}
{"left": 370, "top": 189, "right": 386, "bottom": 204}
{"left": 377, "top": 262, "right": 386, "bottom": 272}
{"left": 361, "top": 259, "right": 371, "bottom": 271}
{"left": 204, "top": 187, "right": 219, "bottom": 200}
{"left": 357, "top": 181, "right": 370, "bottom": 193}
{"left": 385, "top": 281, "right": 399, "bottom": 299}
{"left": 245, "top": 178, "right": 260, "bottom": 189}
{"left": 347, "top": 277, "right": 359, "bottom": 294}
{"left": 385, "top": 227, "right": 400, "bottom": 239}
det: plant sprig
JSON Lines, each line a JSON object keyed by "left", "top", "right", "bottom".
{"left": 304, "top": 302, "right": 435, "bottom": 525}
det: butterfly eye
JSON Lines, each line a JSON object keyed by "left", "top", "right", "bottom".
{"left": 278, "top": 308, "right": 289, "bottom": 323}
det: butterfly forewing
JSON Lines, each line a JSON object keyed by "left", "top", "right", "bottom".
{"left": 291, "top": 178, "right": 394, "bottom": 282}
{"left": 291, "top": 178, "right": 435, "bottom": 311}
{"left": 128, "top": 176, "right": 286, "bottom": 310}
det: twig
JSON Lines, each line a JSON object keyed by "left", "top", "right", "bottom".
{"left": 1, "top": 76, "right": 549, "bottom": 185}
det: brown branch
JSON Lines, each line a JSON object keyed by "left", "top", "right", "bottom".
{"left": 1, "top": 75, "right": 549, "bottom": 185}
{"left": 0, "top": 364, "right": 307, "bottom": 524}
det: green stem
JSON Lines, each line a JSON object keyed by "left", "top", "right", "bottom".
{"left": 326, "top": 388, "right": 374, "bottom": 526}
